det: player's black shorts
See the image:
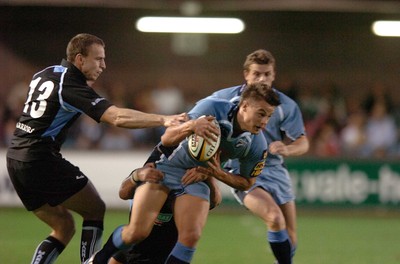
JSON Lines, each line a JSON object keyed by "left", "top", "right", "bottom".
{"left": 7, "top": 156, "right": 88, "bottom": 211}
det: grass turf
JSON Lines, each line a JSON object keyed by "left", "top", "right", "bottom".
{"left": 1, "top": 206, "right": 400, "bottom": 263}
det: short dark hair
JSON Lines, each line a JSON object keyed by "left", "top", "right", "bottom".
{"left": 240, "top": 83, "right": 280, "bottom": 107}
{"left": 66, "top": 33, "right": 105, "bottom": 62}
{"left": 243, "top": 49, "right": 276, "bottom": 72}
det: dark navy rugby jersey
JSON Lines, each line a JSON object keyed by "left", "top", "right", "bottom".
{"left": 7, "top": 59, "right": 113, "bottom": 161}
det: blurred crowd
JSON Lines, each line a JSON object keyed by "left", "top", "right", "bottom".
{"left": 1, "top": 78, "right": 400, "bottom": 159}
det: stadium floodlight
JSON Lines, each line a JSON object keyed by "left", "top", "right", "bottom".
{"left": 372, "top": 21, "right": 400, "bottom": 37}
{"left": 136, "top": 16, "right": 245, "bottom": 34}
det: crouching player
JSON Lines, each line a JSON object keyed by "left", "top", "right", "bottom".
{"left": 109, "top": 144, "right": 222, "bottom": 264}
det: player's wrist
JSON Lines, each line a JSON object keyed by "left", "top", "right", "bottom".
{"left": 130, "top": 169, "right": 141, "bottom": 184}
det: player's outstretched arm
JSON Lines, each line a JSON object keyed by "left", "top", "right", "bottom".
{"left": 101, "top": 105, "right": 188, "bottom": 128}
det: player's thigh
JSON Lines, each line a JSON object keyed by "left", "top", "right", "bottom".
{"left": 129, "top": 183, "right": 169, "bottom": 231}
{"left": 244, "top": 187, "right": 282, "bottom": 219}
{"left": 174, "top": 194, "right": 209, "bottom": 235}
{"left": 61, "top": 180, "right": 105, "bottom": 219}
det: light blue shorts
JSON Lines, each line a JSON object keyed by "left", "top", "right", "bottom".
{"left": 156, "top": 163, "right": 210, "bottom": 202}
{"left": 233, "top": 164, "right": 295, "bottom": 205}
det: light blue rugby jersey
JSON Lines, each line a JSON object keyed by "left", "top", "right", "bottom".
{"left": 209, "top": 84, "right": 306, "bottom": 165}
{"left": 157, "top": 97, "right": 268, "bottom": 179}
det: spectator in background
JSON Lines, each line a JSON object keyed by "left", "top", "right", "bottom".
{"left": 1, "top": 79, "right": 28, "bottom": 147}
{"left": 128, "top": 88, "right": 164, "bottom": 148}
{"left": 363, "top": 99, "right": 398, "bottom": 158}
{"left": 275, "top": 75, "right": 299, "bottom": 101}
{"left": 312, "top": 120, "right": 341, "bottom": 157}
{"left": 98, "top": 126, "right": 133, "bottom": 150}
{"left": 151, "top": 77, "right": 186, "bottom": 115}
{"left": 73, "top": 115, "right": 104, "bottom": 149}
{"left": 361, "top": 81, "right": 398, "bottom": 158}
{"left": 304, "top": 82, "right": 346, "bottom": 141}
{"left": 340, "top": 110, "right": 367, "bottom": 156}
{"left": 362, "top": 81, "right": 394, "bottom": 115}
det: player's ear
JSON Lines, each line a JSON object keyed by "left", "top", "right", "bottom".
{"left": 243, "top": 70, "right": 250, "bottom": 81}
{"left": 241, "top": 99, "right": 250, "bottom": 111}
{"left": 74, "top": 53, "right": 84, "bottom": 67}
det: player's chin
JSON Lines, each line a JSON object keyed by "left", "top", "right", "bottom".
{"left": 251, "top": 127, "right": 262, "bottom": 134}
{"left": 91, "top": 73, "right": 102, "bottom": 81}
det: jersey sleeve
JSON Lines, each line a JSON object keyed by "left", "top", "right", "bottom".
{"left": 187, "top": 98, "right": 222, "bottom": 120}
{"left": 207, "top": 85, "right": 242, "bottom": 102}
{"left": 61, "top": 84, "right": 113, "bottom": 123}
{"left": 238, "top": 135, "right": 268, "bottom": 178}
{"left": 280, "top": 103, "right": 306, "bottom": 140}
{"left": 277, "top": 92, "right": 307, "bottom": 140}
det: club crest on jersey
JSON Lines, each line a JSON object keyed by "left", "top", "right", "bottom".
{"left": 250, "top": 150, "right": 268, "bottom": 177}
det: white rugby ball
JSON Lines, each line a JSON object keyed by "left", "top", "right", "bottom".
{"left": 188, "top": 118, "right": 221, "bottom": 162}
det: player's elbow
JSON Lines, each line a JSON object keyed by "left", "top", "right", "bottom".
{"left": 161, "top": 134, "right": 177, "bottom": 147}
{"left": 236, "top": 178, "right": 256, "bottom": 191}
{"left": 118, "top": 189, "right": 132, "bottom": 200}
{"left": 296, "top": 136, "right": 310, "bottom": 155}
{"left": 303, "top": 139, "right": 310, "bottom": 153}
{"left": 209, "top": 190, "right": 222, "bottom": 210}
{"left": 118, "top": 179, "right": 135, "bottom": 200}
{"left": 100, "top": 106, "right": 123, "bottom": 127}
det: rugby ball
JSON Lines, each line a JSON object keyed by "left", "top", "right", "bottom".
{"left": 188, "top": 118, "right": 221, "bottom": 162}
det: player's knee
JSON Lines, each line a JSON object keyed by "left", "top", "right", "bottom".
{"left": 179, "top": 229, "right": 202, "bottom": 247}
{"left": 83, "top": 198, "right": 106, "bottom": 219}
{"left": 94, "top": 198, "right": 106, "bottom": 216}
{"left": 53, "top": 212, "right": 76, "bottom": 241}
{"left": 123, "top": 226, "right": 151, "bottom": 244}
{"left": 266, "top": 210, "right": 285, "bottom": 229}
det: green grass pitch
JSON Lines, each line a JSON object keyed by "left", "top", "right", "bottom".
{"left": 1, "top": 206, "right": 400, "bottom": 263}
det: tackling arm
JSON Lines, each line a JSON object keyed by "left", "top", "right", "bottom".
{"left": 118, "top": 165, "right": 164, "bottom": 200}
{"left": 101, "top": 105, "right": 187, "bottom": 128}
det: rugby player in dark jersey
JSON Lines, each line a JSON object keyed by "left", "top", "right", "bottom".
{"left": 109, "top": 144, "right": 221, "bottom": 264}
{"left": 6, "top": 33, "right": 187, "bottom": 264}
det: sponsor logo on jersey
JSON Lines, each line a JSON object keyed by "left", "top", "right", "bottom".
{"left": 250, "top": 150, "right": 268, "bottom": 177}
{"left": 91, "top": 98, "right": 105, "bottom": 106}
{"left": 155, "top": 213, "right": 173, "bottom": 226}
{"left": 76, "top": 175, "right": 85, "bottom": 180}
{"left": 16, "top": 122, "right": 35, "bottom": 133}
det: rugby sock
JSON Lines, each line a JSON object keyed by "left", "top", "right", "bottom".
{"left": 30, "top": 236, "right": 65, "bottom": 264}
{"left": 93, "top": 225, "right": 132, "bottom": 263}
{"left": 80, "top": 220, "right": 103, "bottom": 263}
{"left": 268, "top": 230, "right": 292, "bottom": 264}
{"left": 165, "top": 242, "right": 195, "bottom": 264}
{"left": 291, "top": 244, "right": 297, "bottom": 259}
